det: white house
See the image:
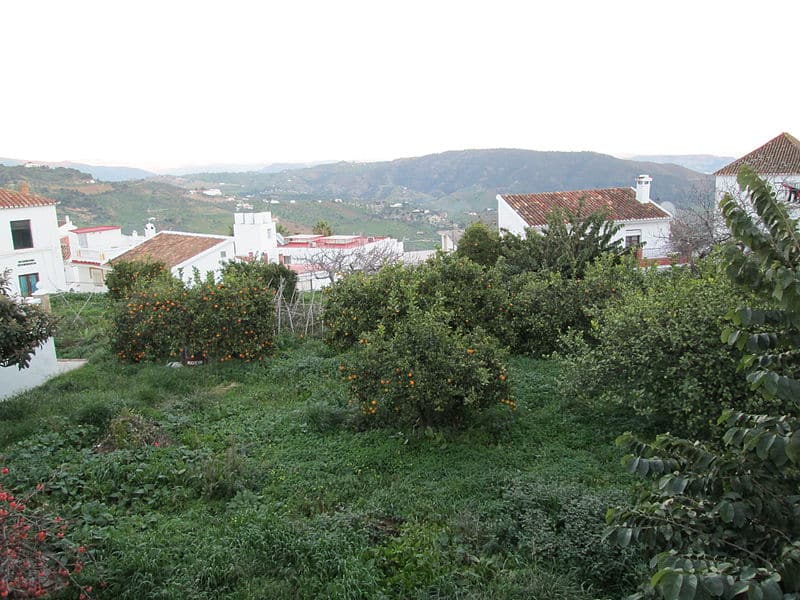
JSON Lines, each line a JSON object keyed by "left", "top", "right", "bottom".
{"left": 0, "top": 183, "right": 67, "bottom": 297}
{"left": 60, "top": 218, "right": 145, "bottom": 292}
{"left": 109, "top": 211, "right": 279, "bottom": 284}
{"left": 497, "top": 175, "right": 673, "bottom": 260}
{"left": 278, "top": 234, "right": 404, "bottom": 288}
{"left": 714, "top": 132, "right": 800, "bottom": 215}
{"left": 111, "top": 230, "right": 235, "bottom": 284}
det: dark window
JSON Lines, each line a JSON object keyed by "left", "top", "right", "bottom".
{"left": 18, "top": 273, "right": 39, "bottom": 297}
{"left": 625, "top": 234, "right": 642, "bottom": 248}
{"left": 11, "top": 220, "right": 34, "bottom": 249}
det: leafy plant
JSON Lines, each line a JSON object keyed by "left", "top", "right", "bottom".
{"left": 561, "top": 261, "right": 757, "bottom": 438}
{"left": 342, "top": 309, "right": 513, "bottom": 429}
{"left": 105, "top": 259, "right": 171, "bottom": 301}
{"left": 0, "top": 269, "right": 58, "bottom": 370}
{"left": 455, "top": 221, "right": 501, "bottom": 267}
{"left": 500, "top": 202, "right": 624, "bottom": 278}
{"left": 220, "top": 260, "right": 298, "bottom": 299}
{"left": 605, "top": 167, "right": 800, "bottom": 598}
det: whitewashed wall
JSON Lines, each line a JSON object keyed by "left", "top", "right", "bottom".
{"left": 0, "top": 337, "right": 58, "bottom": 400}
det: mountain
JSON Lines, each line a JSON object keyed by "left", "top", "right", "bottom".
{"left": 629, "top": 154, "right": 734, "bottom": 174}
{"left": 187, "top": 149, "right": 712, "bottom": 211}
{"left": 0, "top": 165, "right": 234, "bottom": 234}
{"left": 0, "top": 157, "right": 154, "bottom": 181}
{"left": 162, "top": 161, "right": 332, "bottom": 176}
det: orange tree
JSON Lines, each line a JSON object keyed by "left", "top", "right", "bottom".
{"left": 342, "top": 309, "right": 513, "bottom": 428}
{"left": 112, "top": 274, "right": 276, "bottom": 364}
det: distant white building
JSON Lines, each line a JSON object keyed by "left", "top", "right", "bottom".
{"left": 438, "top": 229, "right": 464, "bottom": 253}
{"left": 110, "top": 212, "right": 278, "bottom": 284}
{"left": 497, "top": 175, "right": 673, "bottom": 261}
{"left": 60, "top": 218, "right": 144, "bottom": 292}
{"left": 0, "top": 183, "right": 67, "bottom": 296}
{"left": 279, "top": 234, "right": 404, "bottom": 288}
{"left": 714, "top": 132, "right": 800, "bottom": 216}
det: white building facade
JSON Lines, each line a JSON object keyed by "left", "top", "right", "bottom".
{"left": 0, "top": 184, "right": 67, "bottom": 296}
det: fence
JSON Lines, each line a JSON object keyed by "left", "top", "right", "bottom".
{"left": 273, "top": 281, "right": 326, "bottom": 337}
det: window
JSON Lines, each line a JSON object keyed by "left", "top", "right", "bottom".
{"left": 18, "top": 273, "right": 39, "bottom": 297}
{"left": 625, "top": 231, "right": 642, "bottom": 248}
{"left": 11, "top": 220, "right": 33, "bottom": 249}
{"left": 90, "top": 268, "right": 105, "bottom": 285}
{"left": 220, "top": 250, "right": 227, "bottom": 259}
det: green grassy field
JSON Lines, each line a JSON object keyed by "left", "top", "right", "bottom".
{"left": 0, "top": 300, "right": 642, "bottom": 599}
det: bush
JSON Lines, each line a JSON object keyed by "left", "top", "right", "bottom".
{"left": 323, "top": 263, "right": 417, "bottom": 352}
{"left": 106, "top": 259, "right": 171, "bottom": 301}
{"left": 561, "top": 261, "right": 763, "bottom": 438}
{"left": 496, "top": 479, "right": 644, "bottom": 594}
{"left": 0, "top": 269, "right": 58, "bottom": 369}
{"left": 455, "top": 222, "right": 500, "bottom": 267}
{"left": 342, "top": 310, "right": 513, "bottom": 429}
{"left": 414, "top": 253, "right": 509, "bottom": 337}
{"left": 323, "top": 255, "right": 510, "bottom": 353}
{"left": 502, "top": 271, "right": 589, "bottom": 356}
{"left": 112, "top": 277, "right": 276, "bottom": 364}
{"left": 221, "top": 260, "right": 298, "bottom": 299}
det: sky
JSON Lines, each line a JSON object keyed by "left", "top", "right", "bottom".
{"left": 3, "top": 0, "right": 799, "bottom": 171}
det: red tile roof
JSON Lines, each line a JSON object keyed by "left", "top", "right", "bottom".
{"left": 71, "top": 225, "right": 121, "bottom": 234}
{"left": 0, "top": 188, "right": 58, "bottom": 209}
{"left": 714, "top": 132, "right": 800, "bottom": 176}
{"left": 111, "top": 232, "right": 228, "bottom": 268}
{"left": 500, "top": 187, "right": 671, "bottom": 228}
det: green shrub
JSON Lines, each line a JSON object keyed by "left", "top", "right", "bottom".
{"left": 0, "top": 269, "right": 58, "bottom": 369}
{"left": 502, "top": 271, "right": 588, "bottom": 356}
{"left": 111, "top": 278, "right": 276, "bottom": 364}
{"left": 414, "top": 253, "right": 509, "bottom": 337}
{"left": 342, "top": 310, "right": 513, "bottom": 428}
{"left": 323, "top": 263, "right": 417, "bottom": 352}
{"left": 455, "top": 222, "right": 501, "bottom": 267}
{"left": 561, "top": 261, "right": 763, "bottom": 438}
{"left": 106, "top": 259, "right": 171, "bottom": 301}
{"left": 111, "top": 278, "right": 189, "bottom": 363}
{"left": 496, "top": 479, "right": 644, "bottom": 594}
{"left": 221, "top": 260, "right": 298, "bottom": 299}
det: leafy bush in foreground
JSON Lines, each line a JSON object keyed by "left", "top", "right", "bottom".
{"left": 0, "top": 269, "right": 58, "bottom": 369}
{"left": 605, "top": 168, "right": 800, "bottom": 599}
{"left": 561, "top": 262, "right": 758, "bottom": 438}
{"left": 342, "top": 311, "right": 513, "bottom": 428}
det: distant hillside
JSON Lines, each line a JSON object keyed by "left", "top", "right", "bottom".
{"left": 0, "top": 165, "right": 233, "bottom": 234}
{"left": 629, "top": 154, "right": 734, "bottom": 174}
{"left": 0, "top": 157, "right": 154, "bottom": 181}
{"left": 163, "top": 161, "right": 332, "bottom": 176}
{"left": 188, "top": 149, "right": 712, "bottom": 211}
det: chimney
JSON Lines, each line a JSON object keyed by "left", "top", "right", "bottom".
{"left": 144, "top": 221, "right": 156, "bottom": 239}
{"left": 19, "top": 181, "right": 30, "bottom": 195}
{"left": 635, "top": 175, "right": 652, "bottom": 203}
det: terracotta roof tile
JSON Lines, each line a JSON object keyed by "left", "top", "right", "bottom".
{"left": 111, "top": 232, "right": 228, "bottom": 268}
{"left": 500, "top": 187, "right": 670, "bottom": 228}
{"left": 0, "top": 188, "right": 58, "bottom": 209}
{"left": 714, "top": 132, "right": 800, "bottom": 176}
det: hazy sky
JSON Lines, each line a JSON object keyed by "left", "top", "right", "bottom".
{"left": 3, "top": 0, "right": 798, "bottom": 171}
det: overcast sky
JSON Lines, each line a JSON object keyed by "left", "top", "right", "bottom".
{"left": 3, "top": 0, "right": 798, "bottom": 171}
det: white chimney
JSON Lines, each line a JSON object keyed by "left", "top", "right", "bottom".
{"left": 635, "top": 175, "right": 652, "bottom": 203}
{"left": 144, "top": 221, "right": 156, "bottom": 239}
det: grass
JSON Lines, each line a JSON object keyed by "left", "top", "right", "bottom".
{"left": 1, "top": 301, "right": 643, "bottom": 599}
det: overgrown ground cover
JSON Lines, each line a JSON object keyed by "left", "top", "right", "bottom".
{"left": 1, "top": 321, "right": 640, "bottom": 599}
